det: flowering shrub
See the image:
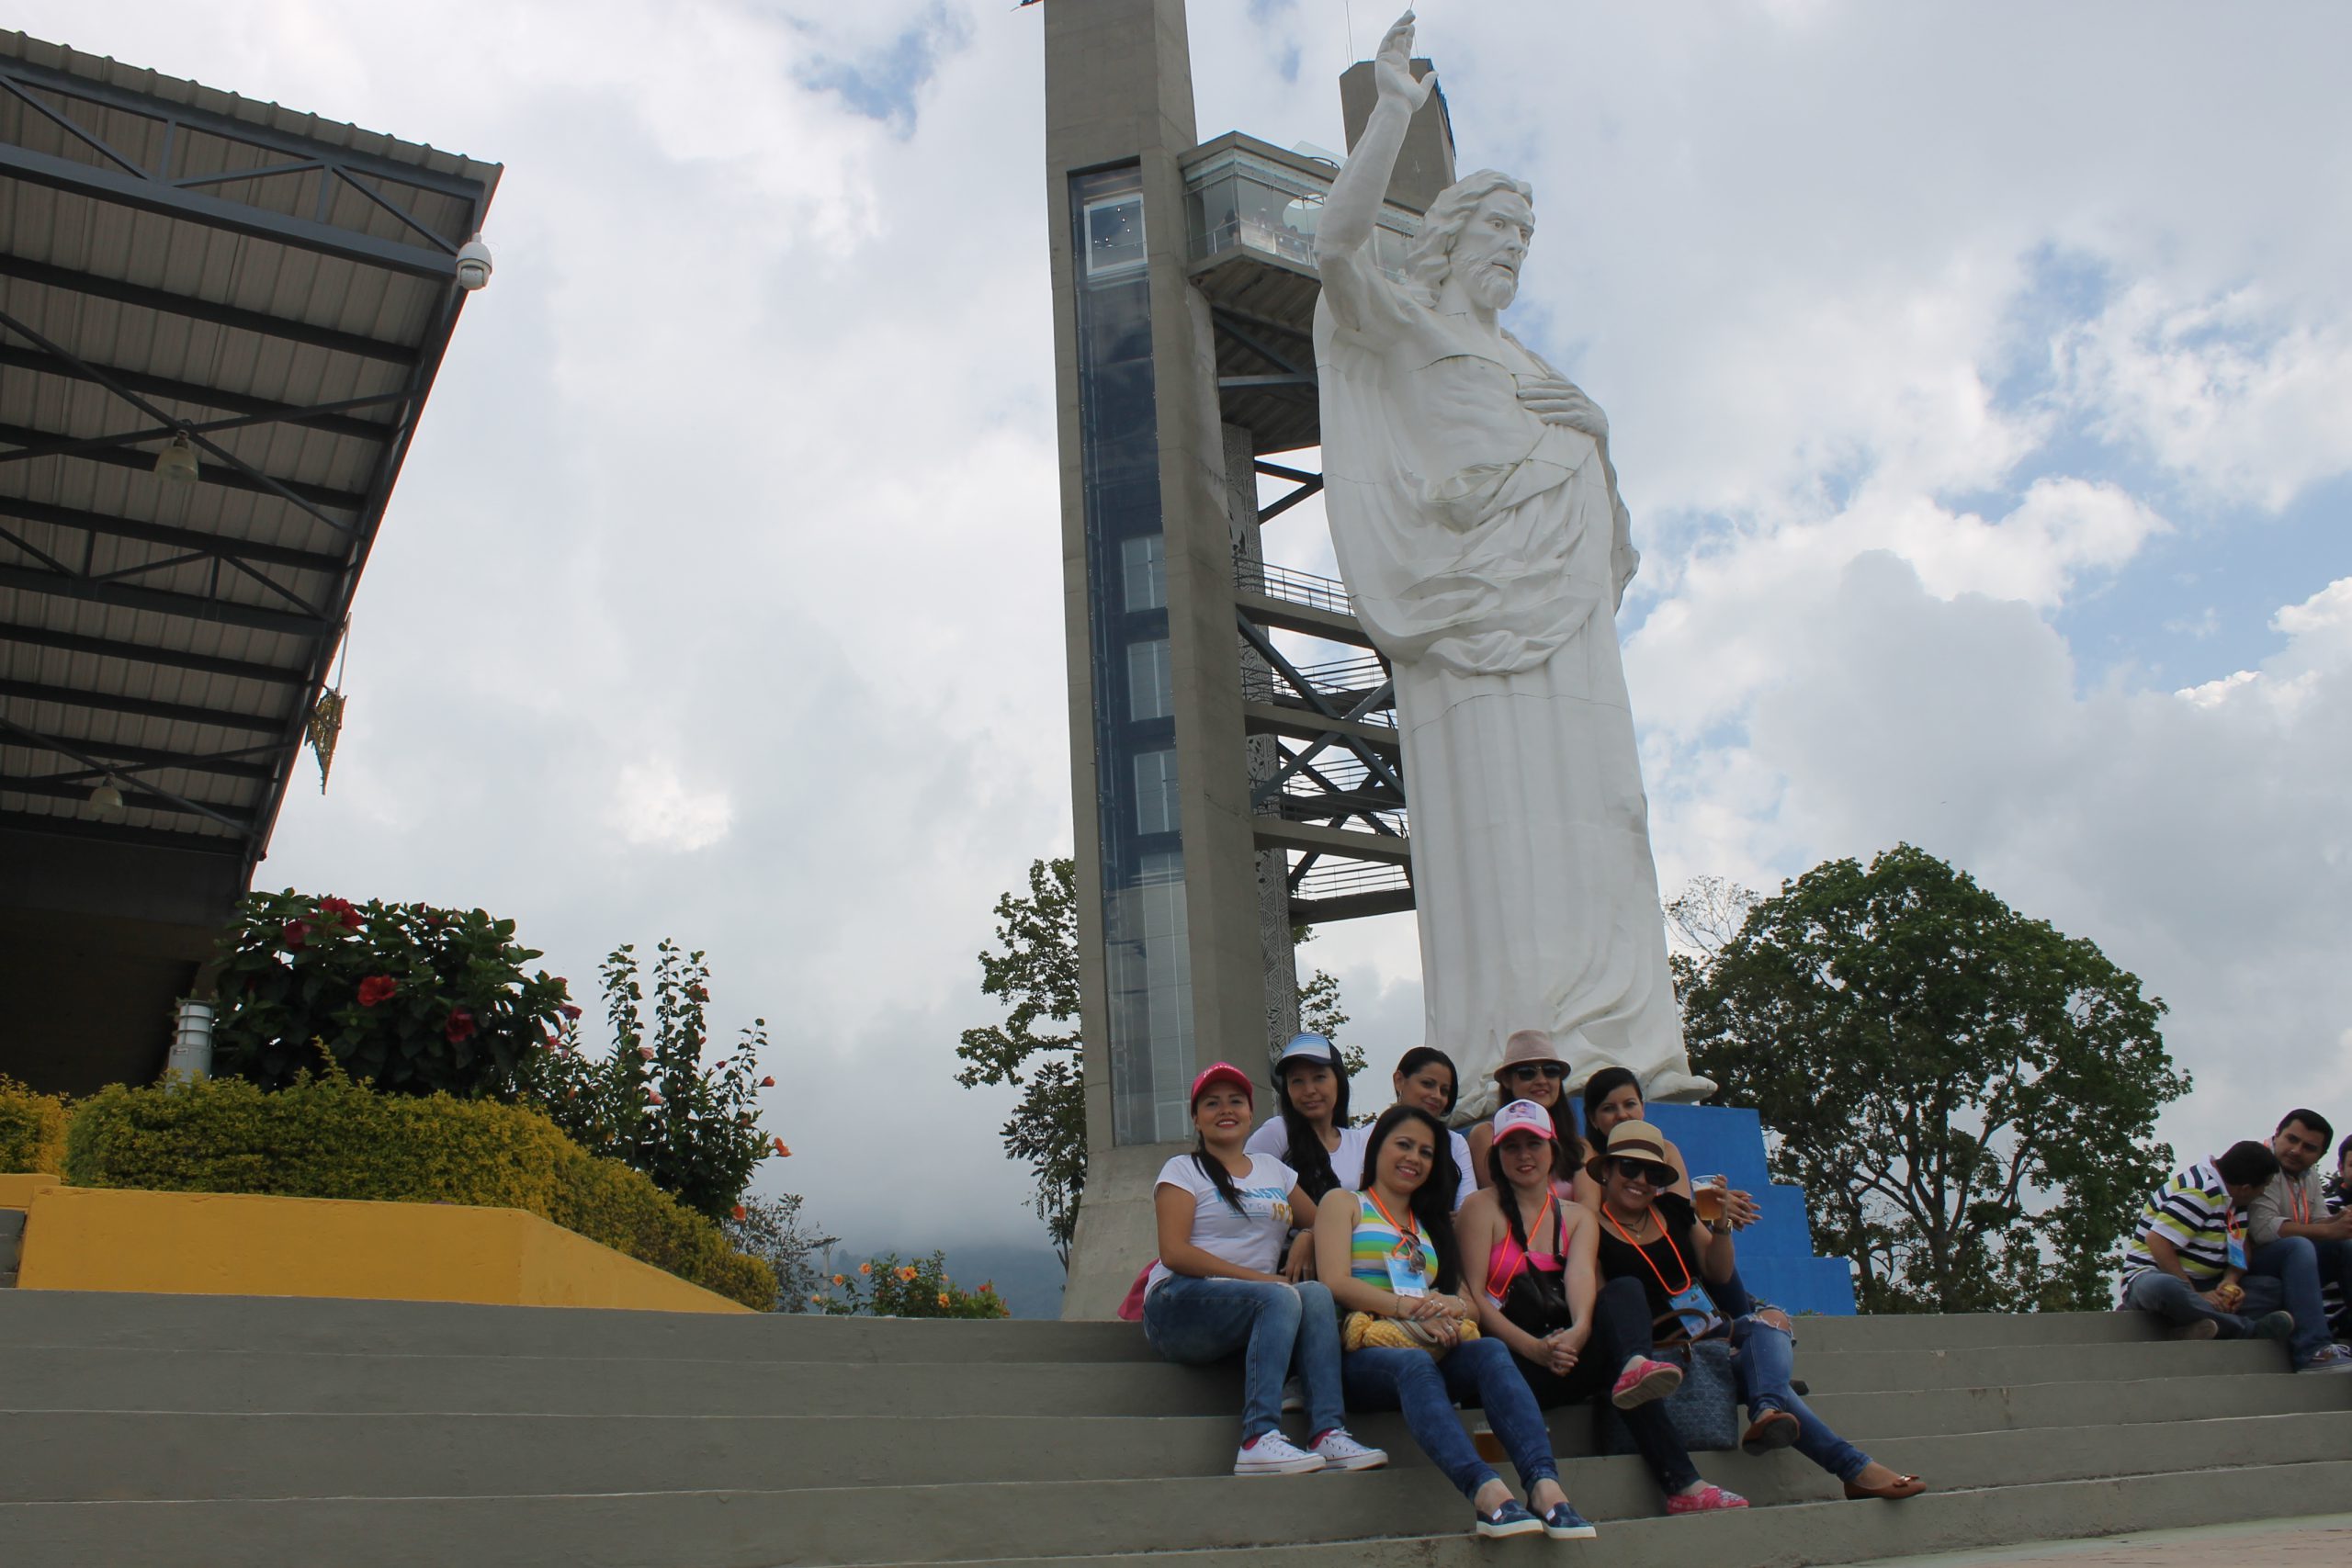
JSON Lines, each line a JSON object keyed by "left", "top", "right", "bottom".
{"left": 515, "top": 940, "right": 778, "bottom": 1224}
{"left": 721, "top": 1193, "right": 839, "bottom": 1311}
{"left": 809, "top": 1250, "right": 1009, "bottom": 1319}
{"left": 0, "top": 1076, "right": 67, "bottom": 1174}
{"left": 62, "top": 1070, "right": 774, "bottom": 1309}
{"left": 209, "top": 890, "right": 571, "bottom": 1098}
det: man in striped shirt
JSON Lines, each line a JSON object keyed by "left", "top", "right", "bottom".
{"left": 2120, "top": 1142, "right": 2298, "bottom": 1351}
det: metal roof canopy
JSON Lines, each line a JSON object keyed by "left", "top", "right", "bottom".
{"left": 0, "top": 30, "right": 499, "bottom": 878}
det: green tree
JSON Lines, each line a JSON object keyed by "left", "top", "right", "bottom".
{"left": 955, "top": 859, "right": 1085, "bottom": 1265}
{"left": 956, "top": 859, "right": 1355, "bottom": 1267}
{"left": 516, "top": 940, "right": 783, "bottom": 1224}
{"left": 1680, "top": 844, "right": 2188, "bottom": 1314}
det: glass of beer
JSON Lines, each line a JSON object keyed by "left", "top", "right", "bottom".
{"left": 1692, "top": 1174, "right": 1731, "bottom": 1226}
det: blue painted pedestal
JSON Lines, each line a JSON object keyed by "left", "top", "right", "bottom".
{"left": 1637, "top": 1103, "right": 1856, "bottom": 1316}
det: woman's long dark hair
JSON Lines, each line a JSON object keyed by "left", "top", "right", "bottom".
{"left": 1393, "top": 1045, "right": 1460, "bottom": 1116}
{"left": 1275, "top": 1058, "right": 1353, "bottom": 1202}
{"left": 1360, "top": 1103, "right": 1464, "bottom": 1294}
{"left": 1581, "top": 1066, "right": 1642, "bottom": 1131}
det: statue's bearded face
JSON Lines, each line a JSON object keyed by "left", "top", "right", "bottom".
{"left": 1448, "top": 189, "right": 1534, "bottom": 311}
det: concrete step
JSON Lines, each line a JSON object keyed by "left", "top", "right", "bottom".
{"left": 6, "top": 1452, "right": 2346, "bottom": 1568}
{"left": 856, "top": 1464, "right": 2352, "bottom": 1568}
{"left": 0, "top": 1292, "right": 2170, "bottom": 1359}
{"left": 6, "top": 1374, "right": 2344, "bottom": 1500}
{"left": 0, "top": 1336, "right": 2290, "bottom": 1421}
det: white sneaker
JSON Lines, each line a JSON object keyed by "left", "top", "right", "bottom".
{"left": 1312, "top": 1428, "right": 1389, "bottom": 1472}
{"left": 1235, "top": 1431, "right": 1326, "bottom": 1475}
{"left": 2296, "top": 1343, "right": 2352, "bottom": 1374}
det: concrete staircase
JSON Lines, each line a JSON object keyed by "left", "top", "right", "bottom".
{"left": 2, "top": 1292, "right": 2346, "bottom": 1568}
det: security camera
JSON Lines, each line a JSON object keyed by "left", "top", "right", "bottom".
{"left": 455, "top": 236, "right": 492, "bottom": 291}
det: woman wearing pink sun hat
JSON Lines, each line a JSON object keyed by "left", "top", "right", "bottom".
{"left": 1457, "top": 1100, "right": 1750, "bottom": 1517}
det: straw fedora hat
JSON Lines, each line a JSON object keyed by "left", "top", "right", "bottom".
{"left": 1585, "top": 1121, "right": 1673, "bottom": 1180}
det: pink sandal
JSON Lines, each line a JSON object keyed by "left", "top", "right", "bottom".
{"left": 1666, "top": 1483, "right": 1748, "bottom": 1514}
{"left": 1611, "top": 1356, "right": 1684, "bottom": 1409}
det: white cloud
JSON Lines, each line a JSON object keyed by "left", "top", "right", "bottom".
{"left": 607, "top": 761, "right": 734, "bottom": 852}
{"left": 20, "top": 0, "right": 2352, "bottom": 1252}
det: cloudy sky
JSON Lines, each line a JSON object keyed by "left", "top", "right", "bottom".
{"left": 28, "top": 1, "right": 2349, "bottom": 1250}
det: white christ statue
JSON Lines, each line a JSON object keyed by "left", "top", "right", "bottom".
{"left": 1314, "top": 12, "right": 1711, "bottom": 1118}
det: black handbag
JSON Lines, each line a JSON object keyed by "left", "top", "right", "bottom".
{"left": 1597, "top": 1334, "right": 1739, "bottom": 1454}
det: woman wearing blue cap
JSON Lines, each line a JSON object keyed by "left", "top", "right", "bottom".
{"left": 1143, "top": 1061, "right": 1389, "bottom": 1476}
{"left": 1246, "top": 1032, "right": 1368, "bottom": 1280}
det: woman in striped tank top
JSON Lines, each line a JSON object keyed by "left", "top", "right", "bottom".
{"left": 1314, "top": 1103, "right": 1598, "bottom": 1541}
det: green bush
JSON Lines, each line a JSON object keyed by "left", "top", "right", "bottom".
{"left": 810, "top": 1249, "right": 1010, "bottom": 1319}
{"left": 0, "top": 1076, "right": 67, "bottom": 1174}
{"left": 210, "top": 890, "right": 571, "bottom": 1098}
{"left": 62, "top": 1074, "right": 774, "bottom": 1310}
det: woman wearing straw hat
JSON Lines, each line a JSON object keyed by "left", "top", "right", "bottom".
{"left": 1459, "top": 1100, "right": 1750, "bottom": 1515}
{"left": 1465, "top": 1031, "right": 1582, "bottom": 1191}
{"left": 1589, "top": 1123, "right": 1928, "bottom": 1502}
{"left": 1142, "top": 1062, "right": 1388, "bottom": 1477}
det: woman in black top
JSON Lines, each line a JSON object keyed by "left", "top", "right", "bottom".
{"left": 1589, "top": 1124, "right": 1926, "bottom": 1502}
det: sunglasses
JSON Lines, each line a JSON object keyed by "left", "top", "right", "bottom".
{"left": 1507, "top": 1063, "right": 1566, "bottom": 1080}
{"left": 1612, "top": 1158, "right": 1677, "bottom": 1187}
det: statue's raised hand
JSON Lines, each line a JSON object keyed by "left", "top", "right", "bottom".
{"left": 1375, "top": 12, "right": 1435, "bottom": 110}
{"left": 1518, "top": 377, "right": 1610, "bottom": 442}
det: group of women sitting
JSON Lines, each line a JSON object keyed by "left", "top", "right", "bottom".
{"left": 1138, "top": 1031, "right": 1927, "bottom": 1541}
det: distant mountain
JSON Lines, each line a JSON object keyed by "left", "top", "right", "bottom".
{"left": 821, "top": 1238, "right": 1068, "bottom": 1320}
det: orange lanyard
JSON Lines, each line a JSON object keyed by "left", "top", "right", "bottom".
{"left": 1519, "top": 1190, "right": 1558, "bottom": 1256}
{"left": 2288, "top": 1184, "right": 2312, "bottom": 1226}
{"left": 1603, "top": 1203, "right": 1692, "bottom": 1298}
{"left": 1366, "top": 1187, "right": 1419, "bottom": 1247}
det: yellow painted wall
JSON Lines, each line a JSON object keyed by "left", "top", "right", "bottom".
{"left": 14, "top": 1186, "right": 752, "bottom": 1314}
{"left": 0, "top": 1173, "right": 59, "bottom": 1209}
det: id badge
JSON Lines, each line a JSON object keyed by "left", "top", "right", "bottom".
{"left": 1667, "top": 1280, "right": 1723, "bottom": 1338}
{"left": 1385, "top": 1241, "right": 1430, "bottom": 1299}
{"left": 2226, "top": 1233, "right": 2247, "bottom": 1270}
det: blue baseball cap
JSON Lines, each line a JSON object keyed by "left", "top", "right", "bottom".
{"left": 1274, "top": 1032, "right": 1340, "bottom": 1072}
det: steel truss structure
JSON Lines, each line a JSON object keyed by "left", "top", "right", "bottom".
{"left": 1189, "top": 134, "right": 1417, "bottom": 925}
{"left": 0, "top": 34, "right": 499, "bottom": 872}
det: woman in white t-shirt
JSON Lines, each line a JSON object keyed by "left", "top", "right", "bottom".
{"left": 1388, "top": 1046, "right": 1477, "bottom": 1213}
{"left": 1244, "top": 1033, "right": 1369, "bottom": 1280}
{"left": 1147, "top": 1062, "right": 1388, "bottom": 1477}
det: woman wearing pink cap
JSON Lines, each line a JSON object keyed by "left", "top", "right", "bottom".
{"left": 1143, "top": 1061, "right": 1388, "bottom": 1476}
{"left": 1458, "top": 1100, "right": 1749, "bottom": 1515}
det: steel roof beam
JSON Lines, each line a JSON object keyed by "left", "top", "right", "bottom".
{"left": 0, "top": 808, "right": 243, "bottom": 854}
{"left": 0, "top": 345, "right": 397, "bottom": 444}
{"left": 0, "top": 622, "right": 307, "bottom": 686}
{"left": 0, "top": 141, "right": 463, "bottom": 282}
{"left": 0, "top": 723, "right": 275, "bottom": 781}
{"left": 0, "top": 674, "right": 283, "bottom": 733}
{"left": 0, "top": 496, "right": 348, "bottom": 573}
{"left": 0, "top": 561, "right": 331, "bottom": 637}
{"left": 0, "top": 254, "right": 419, "bottom": 366}
{"left": 0, "top": 769, "right": 254, "bottom": 830}
{"left": 0, "top": 422, "right": 364, "bottom": 514}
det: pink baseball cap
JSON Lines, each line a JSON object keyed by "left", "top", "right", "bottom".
{"left": 1190, "top": 1062, "right": 1255, "bottom": 1107}
{"left": 1490, "top": 1099, "right": 1556, "bottom": 1144}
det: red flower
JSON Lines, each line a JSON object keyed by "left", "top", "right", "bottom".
{"left": 282, "top": 919, "right": 312, "bottom": 949}
{"left": 560, "top": 1003, "right": 582, "bottom": 1021}
{"left": 317, "top": 896, "right": 362, "bottom": 930}
{"left": 445, "top": 1007, "right": 478, "bottom": 1044}
{"left": 356, "top": 975, "right": 398, "bottom": 1008}
{"left": 772, "top": 1137, "right": 791, "bottom": 1157}
{"left": 760, "top": 1076, "right": 775, "bottom": 1088}
{"left": 730, "top": 1204, "right": 747, "bottom": 1222}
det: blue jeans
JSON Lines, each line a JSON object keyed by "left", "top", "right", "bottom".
{"left": 1731, "top": 1316, "right": 1871, "bottom": 1483}
{"left": 1144, "top": 1276, "right": 1344, "bottom": 1442}
{"left": 1344, "top": 1337, "right": 1559, "bottom": 1501}
{"left": 2122, "top": 1268, "right": 2267, "bottom": 1337}
{"left": 2244, "top": 1236, "right": 2340, "bottom": 1368}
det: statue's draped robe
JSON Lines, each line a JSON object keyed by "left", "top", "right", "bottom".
{"left": 1314, "top": 289, "right": 1701, "bottom": 1118}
